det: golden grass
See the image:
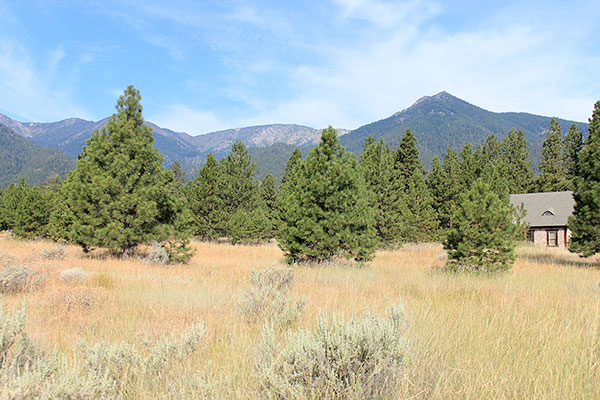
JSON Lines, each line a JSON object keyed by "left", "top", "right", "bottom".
{"left": 1, "top": 236, "right": 599, "bottom": 399}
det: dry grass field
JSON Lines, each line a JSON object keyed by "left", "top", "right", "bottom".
{"left": 1, "top": 233, "right": 600, "bottom": 399}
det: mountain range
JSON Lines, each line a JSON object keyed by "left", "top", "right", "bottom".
{"left": 0, "top": 124, "right": 75, "bottom": 187}
{"left": 0, "top": 91, "right": 589, "bottom": 187}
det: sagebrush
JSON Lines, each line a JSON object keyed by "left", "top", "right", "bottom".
{"left": 0, "top": 306, "right": 209, "bottom": 399}
{"left": 238, "top": 267, "right": 305, "bottom": 327}
{"left": 254, "top": 300, "right": 407, "bottom": 399}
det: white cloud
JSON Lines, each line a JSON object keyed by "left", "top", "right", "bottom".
{"left": 0, "top": 38, "right": 89, "bottom": 122}
{"left": 149, "top": 104, "right": 228, "bottom": 135}
{"left": 237, "top": 0, "right": 599, "bottom": 127}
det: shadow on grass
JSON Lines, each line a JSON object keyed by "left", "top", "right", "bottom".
{"left": 519, "top": 251, "right": 599, "bottom": 269}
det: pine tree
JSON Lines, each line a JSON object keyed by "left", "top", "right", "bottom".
{"left": 537, "top": 118, "right": 567, "bottom": 192}
{"left": 482, "top": 134, "right": 502, "bottom": 164}
{"left": 501, "top": 129, "right": 534, "bottom": 193}
{"left": 359, "top": 136, "right": 405, "bottom": 244}
{"left": 281, "top": 149, "right": 303, "bottom": 186}
{"left": 394, "top": 129, "right": 422, "bottom": 181}
{"left": 480, "top": 163, "right": 510, "bottom": 198}
{"left": 186, "top": 153, "right": 224, "bottom": 239}
{"left": 0, "top": 182, "right": 19, "bottom": 231}
{"left": 228, "top": 209, "right": 271, "bottom": 245}
{"left": 459, "top": 143, "right": 477, "bottom": 188}
{"left": 169, "top": 161, "right": 186, "bottom": 187}
{"left": 569, "top": 101, "right": 600, "bottom": 257}
{"left": 219, "top": 140, "right": 259, "bottom": 236}
{"left": 277, "top": 127, "right": 378, "bottom": 263}
{"left": 563, "top": 123, "right": 583, "bottom": 189}
{"left": 427, "top": 156, "right": 445, "bottom": 226}
{"left": 0, "top": 188, "right": 5, "bottom": 231}
{"left": 60, "top": 86, "right": 190, "bottom": 257}
{"left": 8, "top": 179, "right": 53, "bottom": 239}
{"left": 401, "top": 168, "right": 438, "bottom": 242}
{"left": 259, "top": 173, "right": 278, "bottom": 238}
{"left": 48, "top": 181, "right": 73, "bottom": 243}
{"left": 438, "top": 146, "right": 462, "bottom": 229}
{"left": 444, "top": 178, "right": 526, "bottom": 273}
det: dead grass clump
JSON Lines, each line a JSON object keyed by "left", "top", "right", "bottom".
{"left": 47, "top": 287, "right": 109, "bottom": 311}
{"left": 59, "top": 267, "right": 88, "bottom": 284}
{"left": 86, "top": 272, "right": 115, "bottom": 289}
{"left": 255, "top": 300, "right": 407, "bottom": 399}
{"left": 0, "top": 252, "right": 15, "bottom": 267}
{"left": 0, "top": 265, "right": 46, "bottom": 294}
{"left": 238, "top": 267, "right": 306, "bottom": 326}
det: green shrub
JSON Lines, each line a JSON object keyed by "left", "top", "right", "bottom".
{"left": 255, "top": 300, "right": 407, "bottom": 399}
{"left": 238, "top": 267, "right": 305, "bottom": 327}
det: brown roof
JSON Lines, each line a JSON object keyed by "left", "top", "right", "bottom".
{"left": 509, "top": 191, "right": 574, "bottom": 227}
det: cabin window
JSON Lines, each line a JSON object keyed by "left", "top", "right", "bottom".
{"left": 526, "top": 230, "right": 534, "bottom": 243}
{"left": 542, "top": 210, "right": 554, "bottom": 216}
{"left": 546, "top": 230, "right": 558, "bottom": 247}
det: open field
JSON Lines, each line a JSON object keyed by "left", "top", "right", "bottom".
{"left": 1, "top": 234, "right": 600, "bottom": 399}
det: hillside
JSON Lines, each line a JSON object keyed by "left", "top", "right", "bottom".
{"left": 0, "top": 112, "right": 340, "bottom": 175}
{"left": 0, "top": 124, "right": 76, "bottom": 187}
{"left": 0, "top": 91, "right": 590, "bottom": 183}
{"left": 340, "top": 92, "right": 588, "bottom": 168}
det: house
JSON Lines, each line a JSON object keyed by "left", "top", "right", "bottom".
{"left": 509, "top": 191, "right": 575, "bottom": 248}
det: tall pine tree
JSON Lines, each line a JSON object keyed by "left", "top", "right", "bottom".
{"left": 482, "top": 134, "right": 502, "bottom": 164}
{"left": 277, "top": 127, "right": 377, "bottom": 263}
{"left": 169, "top": 161, "right": 186, "bottom": 187}
{"left": 60, "top": 86, "right": 190, "bottom": 257}
{"left": 501, "top": 129, "right": 534, "bottom": 194}
{"left": 427, "top": 156, "right": 445, "bottom": 226}
{"left": 186, "top": 153, "right": 224, "bottom": 239}
{"left": 569, "top": 101, "right": 600, "bottom": 257}
{"left": 359, "top": 136, "right": 405, "bottom": 244}
{"left": 401, "top": 168, "right": 438, "bottom": 242}
{"left": 219, "top": 140, "right": 259, "bottom": 229}
{"left": 258, "top": 173, "right": 278, "bottom": 238}
{"left": 395, "top": 129, "right": 422, "bottom": 181}
{"left": 563, "top": 123, "right": 583, "bottom": 190}
{"left": 537, "top": 118, "right": 567, "bottom": 192}
{"left": 281, "top": 149, "right": 303, "bottom": 186}
{"left": 459, "top": 143, "right": 477, "bottom": 188}
{"left": 439, "top": 146, "right": 462, "bottom": 229}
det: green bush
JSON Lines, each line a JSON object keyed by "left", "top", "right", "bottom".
{"left": 254, "top": 300, "right": 407, "bottom": 399}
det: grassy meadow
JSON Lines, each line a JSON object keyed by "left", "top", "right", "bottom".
{"left": 1, "top": 233, "right": 600, "bottom": 399}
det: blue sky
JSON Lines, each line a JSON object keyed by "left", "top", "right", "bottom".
{"left": 0, "top": 0, "right": 598, "bottom": 135}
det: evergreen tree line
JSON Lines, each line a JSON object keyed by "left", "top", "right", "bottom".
{"left": 0, "top": 86, "right": 597, "bottom": 269}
